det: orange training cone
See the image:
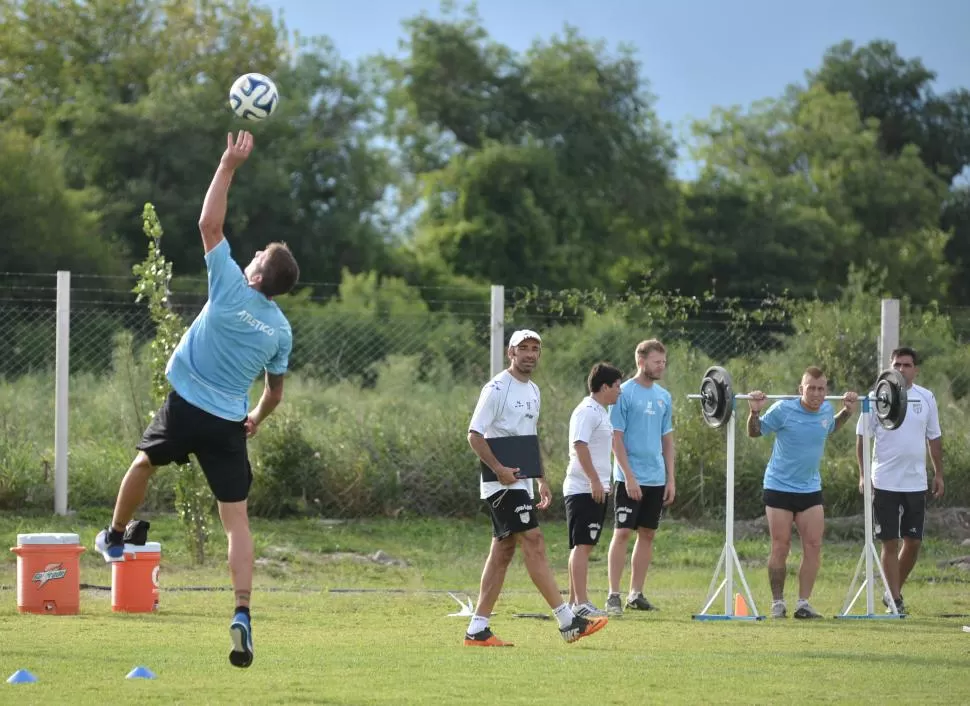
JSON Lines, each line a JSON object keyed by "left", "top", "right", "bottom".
{"left": 733, "top": 593, "right": 749, "bottom": 617}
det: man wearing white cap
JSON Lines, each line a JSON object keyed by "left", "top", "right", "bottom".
{"left": 463, "top": 329, "right": 608, "bottom": 647}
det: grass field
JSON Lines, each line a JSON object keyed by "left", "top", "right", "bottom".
{"left": 2, "top": 511, "right": 969, "bottom": 704}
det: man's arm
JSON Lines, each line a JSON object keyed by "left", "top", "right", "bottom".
{"left": 198, "top": 131, "right": 253, "bottom": 254}
{"left": 855, "top": 435, "right": 865, "bottom": 489}
{"left": 467, "top": 432, "right": 517, "bottom": 486}
{"left": 661, "top": 432, "right": 676, "bottom": 506}
{"left": 833, "top": 407, "right": 854, "bottom": 432}
{"left": 747, "top": 410, "right": 762, "bottom": 438}
{"left": 928, "top": 437, "right": 944, "bottom": 497}
{"left": 833, "top": 392, "right": 859, "bottom": 432}
{"left": 573, "top": 441, "right": 603, "bottom": 502}
{"left": 247, "top": 372, "right": 284, "bottom": 429}
{"left": 611, "top": 431, "right": 638, "bottom": 487}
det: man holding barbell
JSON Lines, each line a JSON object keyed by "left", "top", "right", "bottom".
{"left": 747, "top": 367, "right": 858, "bottom": 619}
{"left": 855, "top": 347, "right": 943, "bottom": 615}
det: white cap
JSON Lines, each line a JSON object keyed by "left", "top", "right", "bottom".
{"left": 509, "top": 329, "right": 541, "bottom": 348}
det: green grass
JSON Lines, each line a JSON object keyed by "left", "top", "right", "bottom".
{"left": 2, "top": 513, "right": 969, "bottom": 704}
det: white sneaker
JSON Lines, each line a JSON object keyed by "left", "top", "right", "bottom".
{"left": 574, "top": 602, "right": 608, "bottom": 618}
{"left": 771, "top": 600, "right": 787, "bottom": 619}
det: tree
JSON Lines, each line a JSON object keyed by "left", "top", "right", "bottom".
{"left": 0, "top": 0, "right": 394, "bottom": 283}
{"left": 680, "top": 86, "right": 950, "bottom": 302}
{"left": 382, "top": 4, "right": 677, "bottom": 291}
{"left": 809, "top": 40, "right": 970, "bottom": 183}
{"left": 0, "top": 126, "right": 126, "bottom": 276}
{"left": 942, "top": 187, "right": 970, "bottom": 302}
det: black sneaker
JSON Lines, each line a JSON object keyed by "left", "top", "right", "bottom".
{"left": 882, "top": 593, "right": 906, "bottom": 614}
{"left": 793, "top": 602, "right": 823, "bottom": 619}
{"left": 560, "top": 614, "right": 608, "bottom": 643}
{"left": 94, "top": 527, "right": 124, "bottom": 562}
{"left": 463, "top": 628, "right": 513, "bottom": 647}
{"left": 626, "top": 592, "right": 658, "bottom": 611}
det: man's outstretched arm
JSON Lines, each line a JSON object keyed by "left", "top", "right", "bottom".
{"left": 198, "top": 131, "right": 253, "bottom": 253}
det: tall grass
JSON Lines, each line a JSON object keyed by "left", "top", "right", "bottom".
{"left": 3, "top": 286, "right": 969, "bottom": 519}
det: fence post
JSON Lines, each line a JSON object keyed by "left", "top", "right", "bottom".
{"left": 879, "top": 299, "right": 900, "bottom": 371}
{"left": 490, "top": 285, "right": 505, "bottom": 377}
{"left": 54, "top": 271, "right": 71, "bottom": 516}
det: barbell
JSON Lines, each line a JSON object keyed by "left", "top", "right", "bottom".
{"left": 688, "top": 366, "right": 910, "bottom": 431}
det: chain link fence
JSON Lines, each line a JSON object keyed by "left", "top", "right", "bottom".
{"left": 1, "top": 272, "right": 967, "bottom": 518}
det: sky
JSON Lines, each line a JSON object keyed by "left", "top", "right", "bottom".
{"left": 262, "top": 0, "right": 970, "bottom": 176}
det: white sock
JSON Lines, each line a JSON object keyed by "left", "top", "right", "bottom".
{"left": 467, "top": 614, "right": 489, "bottom": 636}
{"left": 628, "top": 591, "right": 642, "bottom": 601}
{"left": 553, "top": 603, "right": 575, "bottom": 628}
{"left": 797, "top": 598, "right": 810, "bottom": 608}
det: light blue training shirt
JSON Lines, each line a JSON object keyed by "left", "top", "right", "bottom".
{"left": 166, "top": 239, "right": 292, "bottom": 421}
{"left": 610, "top": 379, "right": 674, "bottom": 486}
{"left": 759, "top": 398, "right": 836, "bottom": 493}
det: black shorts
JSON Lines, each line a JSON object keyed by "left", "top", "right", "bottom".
{"left": 763, "top": 489, "right": 824, "bottom": 515}
{"left": 873, "top": 489, "right": 926, "bottom": 541}
{"left": 484, "top": 489, "right": 539, "bottom": 540}
{"left": 612, "top": 482, "right": 665, "bottom": 530}
{"left": 564, "top": 493, "right": 609, "bottom": 548}
{"left": 137, "top": 391, "right": 252, "bottom": 503}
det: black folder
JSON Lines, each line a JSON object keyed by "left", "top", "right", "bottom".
{"left": 480, "top": 435, "right": 543, "bottom": 482}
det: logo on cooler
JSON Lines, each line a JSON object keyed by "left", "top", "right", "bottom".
{"left": 33, "top": 563, "right": 67, "bottom": 588}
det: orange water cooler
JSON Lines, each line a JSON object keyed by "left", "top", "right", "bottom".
{"left": 10, "top": 532, "right": 86, "bottom": 615}
{"left": 111, "top": 542, "right": 161, "bottom": 613}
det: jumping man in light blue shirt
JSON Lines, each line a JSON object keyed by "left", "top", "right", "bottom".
{"left": 96, "top": 131, "right": 300, "bottom": 669}
{"left": 747, "top": 366, "right": 858, "bottom": 620}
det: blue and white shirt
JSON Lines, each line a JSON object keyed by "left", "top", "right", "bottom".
{"left": 610, "top": 379, "right": 674, "bottom": 487}
{"left": 166, "top": 239, "right": 292, "bottom": 421}
{"left": 759, "top": 399, "right": 836, "bottom": 493}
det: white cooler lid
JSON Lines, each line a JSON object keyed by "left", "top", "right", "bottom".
{"left": 124, "top": 542, "right": 161, "bottom": 553}
{"left": 17, "top": 532, "right": 80, "bottom": 545}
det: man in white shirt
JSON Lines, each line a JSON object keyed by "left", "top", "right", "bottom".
{"left": 855, "top": 347, "right": 944, "bottom": 614}
{"left": 563, "top": 362, "right": 623, "bottom": 618}
{"left": 463, "top": 330, "right": 608, "bottom": 647}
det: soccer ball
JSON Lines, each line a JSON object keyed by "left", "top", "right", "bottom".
{"left": 228, "top": 73, "right": 279, "bottom": 121}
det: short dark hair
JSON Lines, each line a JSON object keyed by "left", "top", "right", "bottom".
{"left": 891, "top": 347, "right": 920, "bottom": 365}
{"left": 803, "top": 366, "right": 826, "bottom": 380}
{"left": 259, "top": 242, "right": 300, "bottom": 298}
{"left": 588, "top": 362, "right": 623, "bottom": 394}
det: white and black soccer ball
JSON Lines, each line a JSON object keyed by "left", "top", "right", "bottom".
{"left": 228, "top": 72, "right": 279, "bottom": 121}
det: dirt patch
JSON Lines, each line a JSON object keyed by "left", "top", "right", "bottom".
{"left": 258, "top": 546, "right": 409, "bottom": 569}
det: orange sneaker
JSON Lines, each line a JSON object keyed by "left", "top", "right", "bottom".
{"left": 560, "top": 615, "right": 608, "bottom": 643}
{"left": 463, "top": 628, "right": 514, "bottom": 647}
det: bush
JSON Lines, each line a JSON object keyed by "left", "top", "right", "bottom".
{"left": 2, "top": 286, "right": 969, "bottom": 520}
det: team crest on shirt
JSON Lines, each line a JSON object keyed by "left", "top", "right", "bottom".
{"left": 821, "top": 418, "right": 832, "bottom": 429}
{"left": 913, "top": 400, "right": 922, "bottom": 414}
{"left": 645, "top": 401, "right": 656, "bottom": 416}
